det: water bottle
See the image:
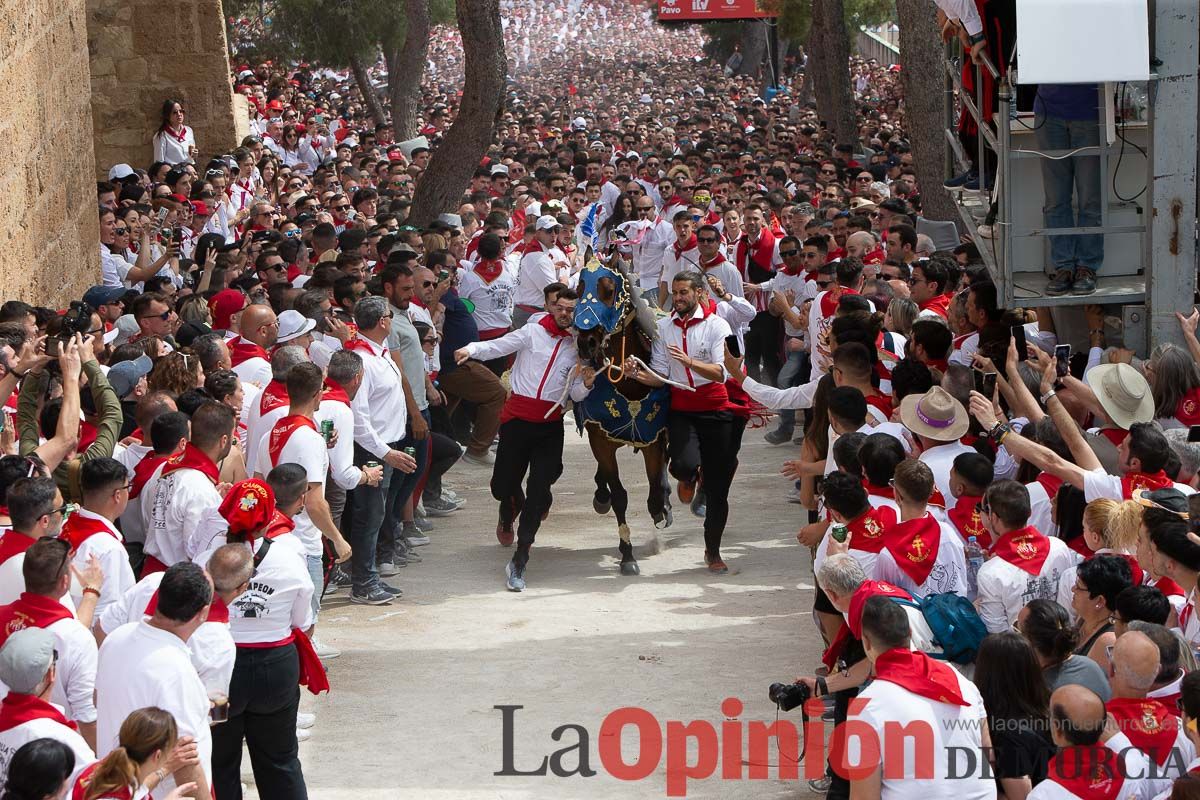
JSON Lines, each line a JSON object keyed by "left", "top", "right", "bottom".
{"left": 965, "top": 535, "right": 985, "bottom": 597}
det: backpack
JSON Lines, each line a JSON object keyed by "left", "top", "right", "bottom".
{"left": 892, "top": 592, "right": 988, "bottom": 664}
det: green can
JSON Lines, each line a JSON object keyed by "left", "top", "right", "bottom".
{"left": 403, "top": 446, "right": 416, "bottom": 458}
{"left": 320, "top": 419, "right": 334, "bottom": 442}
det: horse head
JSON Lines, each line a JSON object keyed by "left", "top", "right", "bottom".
{"left": 574, "top": 257, "right": 632, "bottom": 370}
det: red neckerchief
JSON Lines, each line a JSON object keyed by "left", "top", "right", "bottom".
{"left": 343, "top": 335, "right": 384, "bottom": 357}
{"left": 1155, "top": 576, "right": 1185, "bottom": 598}
{"left": 735, "top": 229, "right": 776, "bottom": 279}
{"left": 919, "top": 293, "right": 952, "bottom": 319}
{"left": 0, "top": 692, "right": 77, "bottom": 734}
{"left": 846, "top": 505, "right": 897, "bottom": 555}
{"left": 1046, "top": 746, "right": 1125, "bottom": 800}
{"left": 1098, "top": 428, "right": 1128, "bottom": 447}
{"left": 258, "top": 379, "right": 289, "bottom": 415}
{"left": 990, "top": 526, "right": 1051, "bottom": 575}
{"left": 863, "top": 247, "right": 885, "bottom": 265}
{"left": 1176, "top": 388, "right": 1200, "bottom": 425}
{"left": 952, "top": 332, "right": 974, "bottom": 351}
{"left": 672, "top": 234, "right": 697, "bottom": 260}
{"left": 72, "top": 761, "right": 134, "bottom": 800}
{"left": 821, "top": 579, "right": 912, "bottom": 670}
{"left": 1105, "top": 698, "right": 1179, "bottom": 766}
{"left": 0, "top": 593, "right": 74, "bottom": 651}
{"left": 1121, "top": 470, "right": 1174, "bottom": 499}
{"left": 160, "top": 442, "right": 221, "bottom": 485}
{"left": 145, "top": 591, "right": 229, "bottom": 624}
{"left": 264, "top": 510, "right": 296, "bottom": 540}
{"left": 538, "top": 314, "right": 572, "bottom": 338}
{"left": 827, "top": 246, "right": 846, "bottom": 261}
{"left": 59, "top": 512, "right": 120, "bottom": 554}
{"left": 523, "top": 239, "right": 546, "bottom": 257}
{"left": 473, "top": 258, "right": 505, "bottom": 284}
{"left": 883, "top": 514, "right": 941, "bottom": 586}
{"left": 873, "top": 647, "right": 968, "bottom": 706}
{"left": 864, "top": 393, "right": 893, "bottom": 421}
{"left": 76, "top": 421, "right": 98, "bottom": 455}
{"left": 321, "top": 379, "right": 351, "bottom": 407}
{"left": 130, "top": 453, "right": 170, "bottom": 499}
{"left": 267, "top": 415, "right": 317, "bottom": 466}
{"left": 0, "top": 532, "right": 36, "bottom": 568}
{"left": 163, "top": 125, "right": 187, "bottom": 143}
{"left": 819, "top": 286, "right": 858, "bottom": 319}
{"left": 700, "top": 252, "right": 727, "bottom": 271}
{"left": 228, "top": 335, "right": 270, "bottom": 367}
{"left": 864, "top": 482, "right": 895, "bottom": 500}
{"left": 946, "top": 494, "right": 991, "bottom": 549}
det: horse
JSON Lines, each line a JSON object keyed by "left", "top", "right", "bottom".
{"left": 573, "top": 255, "right": 673, "bottom": 576}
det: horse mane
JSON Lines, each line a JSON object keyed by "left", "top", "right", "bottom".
{"left": 607, "top": 252, "right": 659, "bottom": 342}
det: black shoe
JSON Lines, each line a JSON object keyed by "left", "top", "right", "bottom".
{"left": 763, "top": 427, "right": 793, "bottom": 445}
{"left": 1045, "top": 269, "right": 1074, "bottom": 296}
{"left": 1071, "top": 268, "right": 1097, "bottom": 295}
{"left": 378, "top": 581, "right": 403, "bottom": 597}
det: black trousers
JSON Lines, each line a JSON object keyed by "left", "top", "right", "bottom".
{"left": 212, "top": 643, "right": 306, "bottom": 800}
{"left": 667, "top": 409, "right": 737, "bottom": 556}
{"left": 491, "top": 418, "right": 564, "bottom": 567}
{"left": 743, "top": 310, "right": 783, "bottom": 385}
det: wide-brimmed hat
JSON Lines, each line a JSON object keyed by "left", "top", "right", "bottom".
{"left": 1085, "top": 363, "right": 1154, "bottom": 430}
{"left": 900, "top": 386, "right": 969, "bottom": 442}
{"left": 276, "top": 310, "right": 316, "bottom": 344}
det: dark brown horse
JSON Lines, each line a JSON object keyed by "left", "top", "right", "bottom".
{"left": 574, "top": 257, "right": 672, "bottom": 576}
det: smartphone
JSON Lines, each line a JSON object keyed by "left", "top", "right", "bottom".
{"left": 1055, "top": 344, "right": 1071, "bottom": 379}
{"left": 1012, "top": 324, "right": 1028, "bottom": 361}
{"left": 725, "top": 334, "right": 742, "bottom": 359}
{"left": 312, "top": 114, "right": 325, "bottom": 125}
{"left": 172, "top": 226, "right": 183, "bottom": 246}
{"left": 252, "top": 230, "right": 273, "bottom": 243}
{"left": 156, "top": 206, "right": 170, "bottom": 227}
{"left": 982, "top": 372, "right": 997, "bottom": 399}
{"left": 1189, "top": 425, "right": 1200, "bottom": 444}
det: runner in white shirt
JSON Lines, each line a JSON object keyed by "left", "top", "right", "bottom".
{"left": 512, "top": 216, "right": 562, "bottom": 329}
{"left": 95, "top": 563, "right": 214, "bottom": 799}
{"left": 317, "top": 353, "right": 380, "bottom": 496}
{"left": 0, "top": 629, "right": 94, "bottom": 794}
{"left": 974, "top": 480, "right": 1075, "bottom": 632}
{"left": 59, "top": 460, "right": 137, "bottom": 622}
{"left": 657, "top": 211, "right": 699, "bottom": 300}
{"left": 226, "top": 305, "right": 279, "bottom": 388}
{"left": 627, "top": 201, "right": 673, "bottom": 305}
{"left": 873, "top": 459, "right": 969, "bottom": 597}
{"left": 123, "top": 411, "right": 189, "bottom": 559}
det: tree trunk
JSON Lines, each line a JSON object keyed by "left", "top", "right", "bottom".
{"left": 736, "top": 20, "right": 767, "bottom": 79}
{"left": 350, "top": 54, "right": 387, "bottom": 127}
{"left": 407, "top": 0, "right": 506, "bottom": 227}
{"left": 808, "top": 0, "right": 857, "bottom": 147}
{"left": 386, "top": 0, "right": 431, "bottom": 139}
{"left": 895, "top": 0, "right": 958, "bottom": 223}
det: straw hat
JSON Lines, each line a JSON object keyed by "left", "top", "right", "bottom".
{"left": 1084, "top": 363, "right": 1154, "bottom": 430}
{"left": 900, "top": 386, "right": 969, "bottom": 442}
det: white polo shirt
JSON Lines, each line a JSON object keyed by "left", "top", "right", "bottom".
{"left": 514, "top": 242, "right": 557, "bottom": 308}
{"left": 145, "top": 466, "right": 221, "bottom": 568}
{"left": 975, "top": 531, "right": 1075, "bottom": 632}
{"left": 347, "top": 337, "right": 408, "bottom": 459}
{"left": 229, "top": 534, "right": 314, "bottom": 643}
{"left": 96, "top": 621, "right": 212, "bottom": 795}
{"left": 254, "top": 421, "right": 328, "bottom": 557}
{"left": 63, "top": 509, "right": 136, "bottom": 623}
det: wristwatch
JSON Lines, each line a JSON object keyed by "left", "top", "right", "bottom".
{"left": 1040, "top": 388, "right": 1057, "bottom": 405}
{"left": 968, "top": 31, "right": 986, "bottom": 46}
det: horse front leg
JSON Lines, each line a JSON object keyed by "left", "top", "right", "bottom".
{"left": 587, "top": 427, "right": 637, "bottom": 575}
{"left": 643, "top": 439, "right": 672, "bottom": 530}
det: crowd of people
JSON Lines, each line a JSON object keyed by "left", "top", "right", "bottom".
{"left": 1, "top": 1, "right": 1198, "bottom": 799}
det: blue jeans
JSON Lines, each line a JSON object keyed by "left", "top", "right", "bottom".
{"left": 1036, "top": 114, "right": 1104, "bottom": 272}
{"left": 378, "top": 410, "right": 432, "bottom": 564}
{"left": 344, "top": 441, "right": 398, "bottom": 594}
{"left": 773, "top": 347, "right": 808, "bottom": 433}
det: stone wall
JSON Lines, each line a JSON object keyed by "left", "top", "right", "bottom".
{"left": 88, "top": 0, "right": 239, "bottom": 173}
{"left": 0, "top": 0, "right": 99, "bottom": 304}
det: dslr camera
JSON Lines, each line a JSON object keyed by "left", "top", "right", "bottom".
{"left": 45, "top": 301, "right": 95, "bottom": 358}
{"left": 768, "top": 680, "right": 811, "bottom": 712}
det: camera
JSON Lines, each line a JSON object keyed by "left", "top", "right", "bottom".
{"left": 45, "top": 301, "right": 94, "bottom": 358}
{"left": 768, "top": 680, "right": 811, "bottom": 712}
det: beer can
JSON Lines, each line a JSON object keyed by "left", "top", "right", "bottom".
{"left": 403, "top": 446, "right": 416, "bottom": 458}
{"left": 320, "top": 419, "right": 334, "bottom": 442}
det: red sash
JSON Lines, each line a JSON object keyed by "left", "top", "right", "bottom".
{"left": 160, "top": 443, "right": 220, "bottom": 485}
{"left": 0, "top": 593, "right": 74, "bottom": 651}
{"left": 71, "top": 761, "right": 134, "bottom": 800}
{"left": 267, "top": 415, "right": 317, "bottom": 467}
{"left": 237, "top": 627, "right": 329, "bottom": 695}
{"left": 1046, "top": 746, "right": 1125, "bottom": 800}
{"left": 265, "top": 511, "right": 296, "bottom": 540}
{"left": 0, "top": 531, "right": 36, "bottom": 568}
{"left": 59, "top": 513, "right": 120, "bottom": 554}
{"left": 989, "top": 526, "right": 1051, "bottom": 576}
{"left": 1121, "top": 470, "right": 1174, "bottom": 499}
{"left": 228, "top": 336, "right": 270, "bottom": 368}
{"left": 1176, "top": 388, "right": 1200, "bottom": 426}
{"left": 873, "top": 647, "right": 968, "bottom": 706}
{"left": 847, "top": 506, "right": 897, "bottom": 555}
{"left": 947, "top": 494, "right": 991, "bottom": 550}
{"left": 321, "top": 379, "right": 351, "bottom": 407}
{"left": 145, "top": 590, "right": 229, "bottom": 624}
{"left": 473, "top": 258, "right": 505, "bottom": 284}
{"left": 883, "top": 515, "right": 941, "bottom": 586}
{"left": 1106, "top": 697, "right": 1179, "bottom": 766}
{"left": 130, "top": 453, "right": 170, "bottom": 499}
{"left": 918, "top": 293, "right": 952, "bottom": 319}
{"left": 821, "top": 580, "right": 912, "bottom": 670}
{"left": 0, "top": 692, "right": 77, "bottom": 734}
{"left": 258, "top": 379, "right": 289, "bottom": 416}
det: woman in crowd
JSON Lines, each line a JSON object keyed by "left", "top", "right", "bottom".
{"left": 1057, "top": 498, "right": 1142, "bottom": 618}
{"left": 1146, "top": 343, "right": 1200, "bottom": 429}
{"left": 73, "top": 708, "right": 197, "bottom": 800}
{"left": 148, "top": 351, "right": 204, "bottom": 396}
{"left": 1, "top": 739, "right": 75, "bottom": 800}
{"left": 973, "top": 632, "right": 1056, "bottom": 800}
{"left": 1017, "top": 598, "right": 1112, "bottom": 701}
{"left": 1070, "top": 553, "right": 1134, "bottom": 673}
{"left": 152, "top": 99, "right": 196, "bottom": 165}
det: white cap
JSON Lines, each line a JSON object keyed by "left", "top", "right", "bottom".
{"left": 535, "top": 215, "right": 561, "bottom": 232}
{"left": 276, "top": 310, "right": 317, "bottom": 344}
{"left": 639, "top": 93, "right": 652, "bottom": 104}
{"left": 570, "top": 117, "right": 587, "bottom": 131}
{"left": 490, "top": 163, "right": 509, "bottom": 176}
{"left": 107, "top": 163, "right": 135, "bottom": 181}
{"left": 437, "top": 213, "right": 463, "bottom": 229}
{"left": 398, "top": 136, "right": 430, "bottom": 160}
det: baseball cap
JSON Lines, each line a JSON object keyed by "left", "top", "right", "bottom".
{"left": 490, "top": 164, "right": 509, "bottom": 176}
{"left": 190, "top": 200, "right": 211, "bottom": 216}
{"left": 276, "top": 310, "right": 317, "bottom": 344}
{"left": 108, "top": 354, "right": 153, "bottom": 399}
{"left": 535, "top": 215, "right": 561, "bottom": 232}
{"left": 0, "top": 628, "right": 55, "bottom": 694}
{"left": 208, "top": 289, "right": 248, "bottom": 331}
{"left": 107, "top": 163, "right": 135, "bottom": 181}
{"left": 111, "top": 314, "right": 140, "bottom": 347}
{"left": 82, "top": 285, "right": 125, "bottom": 309}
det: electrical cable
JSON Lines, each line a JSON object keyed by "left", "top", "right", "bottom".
{"left": 1112, "top": 81, "right": 1148, "bottom": 203}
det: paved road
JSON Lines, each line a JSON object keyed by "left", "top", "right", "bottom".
{"left": 255, "top": 423, "right": 826, "bottom": 798}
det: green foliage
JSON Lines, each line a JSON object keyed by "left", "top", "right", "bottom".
{"left": 698, "top": 0, "right": 894, "bottom": 48}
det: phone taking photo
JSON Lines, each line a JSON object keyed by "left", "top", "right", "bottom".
{"left": 1055, "top": 344, "right": 1071, "bottom": 379}
{"left": 974, "top": 369, "right": 997, "bottom": 398}
{"left": 1189, "top": 425, "right": 1200, "bottom": 444}
{"left": 725, "top": 334, "right": 742, "bottom": 359}
{"left": 1012, "top": 324, "right": 1028, "bottom": 361}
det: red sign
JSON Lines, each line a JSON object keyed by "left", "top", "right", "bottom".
{"left": 657, "top": 0, "right": 777, "bottom": 21}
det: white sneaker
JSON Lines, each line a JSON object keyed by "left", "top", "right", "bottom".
{"left": 313, "top": 639, "right": 341, "bottom": 660}
{"left": 976, "top": 222, "right": 995, "bottom": 239}
{"left": 296, "top": 727, "right": 312, "bottom": 742}
{"left": 462, "top": 449, "right": 496, "bottom": 467}
{"left": 296, "top": 711, "right": 316, "bottom": 729}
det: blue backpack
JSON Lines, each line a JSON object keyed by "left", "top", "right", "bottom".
{"left": 892, "top": 592, "right": 988, "bottom": 664}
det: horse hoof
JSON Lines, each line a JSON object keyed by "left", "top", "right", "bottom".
{"left": 593, "top": 497, "right": 611, "bottom": 515}
{"left": 654, "top": 510, "right": 673, "bottom": 530}
{"left": 620, "top": 559, "right": 640, "bottom": 576}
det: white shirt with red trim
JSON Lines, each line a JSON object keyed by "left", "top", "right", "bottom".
{"left": 649, "top": 305, "right": 732, "bottom": 390}
{"left": 630, "top": 219, "right": 674, "bottom": 286}
{"left": 0, "top": 708, "right": 93, "bottom": 794}
{"left": 976, "top": 533, "right": 1074, "bottom": 632}
{"left": 1024, "top": 733, "right": 1153, "bottom": 800}
{"left": 872, "top": 515, "right": 969, "bottom": 597}
{"left": 458, "top": 266, "right": 515, "bottom": 332}
{"left": 659, "top": 243, "right": 701, "bottom": 289}
{"left": 463, "top": 323, "right": 588, "bottom": 407}
{"left": 254, "top": 424, "right": 327, "bottom": 556}
{"left": 0, "top": 612, "right": 97, "bottom": 726}
{"left": 243, "top": 395, "right": 289, "bottom": 474}
{"left": 231, "top": 354, "right": 271, "bottom": 388}
{"left": 349, "top": 336, "right": 408, "bottom": 458}
{"left": 317, "top": 397, "right": 362, "bottom": 491}
{"left": 514, "top": 245, "right": 557, "bottom": 308}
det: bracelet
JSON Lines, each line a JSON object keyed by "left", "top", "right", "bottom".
{"left": 968, "top": 31, "right": 986, "bottom": 45}
{"left": 815, "top": 676, "right": 828, "bottom": 697}
{"left": 1040, "top": 389, "right": 1057, "bottom": 405}
{"left": 82, "top": 587, "right": 101, "bottom": 598}
{"left": 152, "top": 767, "right": 169, "bottom": 784}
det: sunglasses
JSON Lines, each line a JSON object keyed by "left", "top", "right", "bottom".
{"left": 697, "top": 237, "right": 719, "bottom": 244}
{"left": 114, "top": 227, "right": 128, "bottom": 235}
{"left": 421, "top": 337, "right": 438, "bottom": 344}
{"left": 333, "top": 204, "right": 351, "bottom": 211}
{"left": 140, "top": 310, "right": 172, "bottom": 321}
{"left": 779, "top": 249, "right": 800, "bottom": 257}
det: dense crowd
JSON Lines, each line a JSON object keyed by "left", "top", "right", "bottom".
{"left": 1, "top": 1, "right": 1198, "bottom": 799}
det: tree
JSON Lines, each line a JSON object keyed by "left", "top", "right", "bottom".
{"left": 894, "top": 0, "right": 957, "bottom": 222}
{"left": 407, "top": 0, "right": 506, "bottom": 226}
{"left": 385, "top": 0, "right": 432, "bottom": 138}
{"left": 807, "top": 0, "right": 858, "bottom": 146}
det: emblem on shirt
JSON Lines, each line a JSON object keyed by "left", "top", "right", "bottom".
{"left": 1139, "top": 704, "right": 1163, "bottom": 733}
{"left": 905, "top": 535, "right": 928, "bottom": 562}
{"left": 1185, "top": 398, "right": 1198, "bottom": 416}
{"left": 4, "top": 612, "right": 32, "bottom": 638}
{"left": 860, "top": 516, "right": 883, "bottom": 540}
{"left": 1015, "top": 535, "right": 1039, "bottom": 560}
